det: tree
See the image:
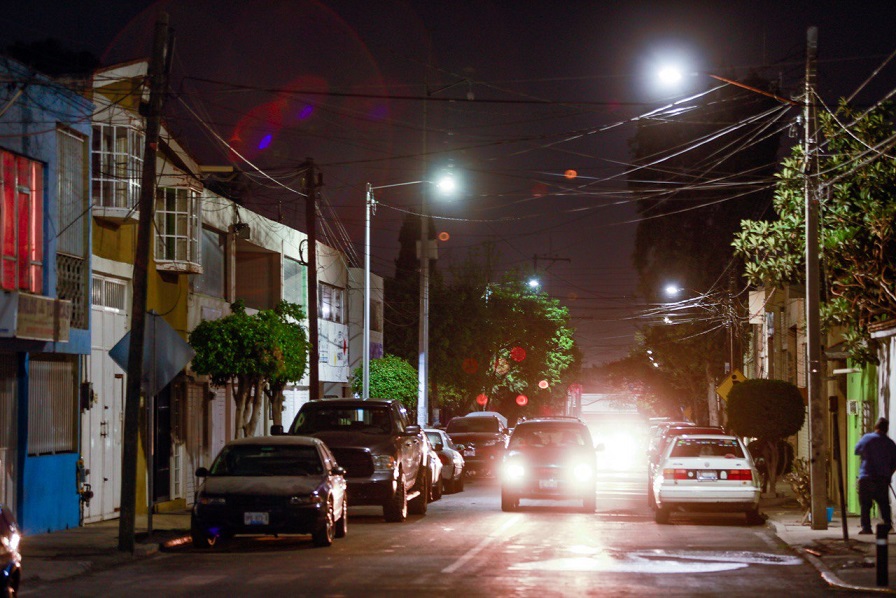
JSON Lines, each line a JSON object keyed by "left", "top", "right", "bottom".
{"left": 734, "top": 100, "right": 896, "bottom": 364}
{"left": 726, "top": 379, "right": 805, "bottom": 495}
{"left": 351, "top": 354, "right": 418, "bottom": 409}
{"left": 189, "top": 300, "right": 308, "bottom": 438}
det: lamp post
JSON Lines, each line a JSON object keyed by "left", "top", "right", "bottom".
{"left": 363, "top": 176, "right": 457, "bottom": 407}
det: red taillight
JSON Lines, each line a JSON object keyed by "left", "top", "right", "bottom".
{"left": 663, "top": 468, "right": 690, "bottom": 480}
{"left": 726, "top": 469, "right": 754, "bottom": 481}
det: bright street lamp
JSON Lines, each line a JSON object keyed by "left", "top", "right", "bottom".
{"left": 363, "top": 175, "right": 457, "bottom": 409}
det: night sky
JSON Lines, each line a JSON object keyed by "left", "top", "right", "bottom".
{"left": 2, "top": 1, "right": 895, "bottom": 365}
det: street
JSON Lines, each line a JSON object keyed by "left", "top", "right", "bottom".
{"left": 23, "top": 465, "right": 831, "bottom": 597}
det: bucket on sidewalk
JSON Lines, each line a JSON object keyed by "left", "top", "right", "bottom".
{"left": 826, "top": 506, "right": 834, "bottom": 522}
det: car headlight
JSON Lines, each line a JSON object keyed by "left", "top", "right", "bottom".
{"left": 572, "top": 463, "right": 594, "bottom": 482}
{"left": 197, "top": 495, "right": 226, "bottom": 506}
{"left": 373, "top": 454, "right": 396, "bottom": 472}
{"left": 503, "top": 461, "right": 527, "bottom": 481}
{"left": 290, "top": 492, "right": 324, "bottom": 505}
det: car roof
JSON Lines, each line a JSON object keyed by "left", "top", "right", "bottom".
{"left": 516, "top": 416, "right": 586, "bottom": 426}
{"left": 304, "top": 398, "right": 396, "bottom": 408}
{"left": 225, "top": 435, "right": 321, "bottom": 447}
{"left": 664, "top": 425, "right": 723, "bottom": 436}
{"left": 670, "top": 433, "right": 741, "bottom": 441}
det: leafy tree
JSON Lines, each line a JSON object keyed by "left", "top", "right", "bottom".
{"left": 351, "top": 354, "right": 418, "bottom": 409}
{"left": 189, "top": 300, "right": 308, "bottom": 438}
{"left": 726, "top": 379, "right": 805, "bottom": 494}
{"left": 734, "top": 100, "right": 896, "bottom": 363}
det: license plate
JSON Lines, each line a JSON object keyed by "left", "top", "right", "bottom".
{"left": 697, "top": 470, "right": 718, "bottom": 481}
{"left": 464, "top": 448, "right": 476, "bottom": 457}
{"left": 244, "top": 511, "right": 269, "bottom": 525}
{"left": 538, "top": 479, "right": 559, "bottom": 490}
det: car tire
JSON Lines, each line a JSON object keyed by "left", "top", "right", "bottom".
{"left": 455, "top": 473, "right": 465, "bottom": 492}
{"left": 383, "top": 471, "right": 408, "bottom": 522}
{"left": 654, "top": 507, "right": 670, "bottom": 524}
{"left": 312, "top": 499, "right": 336, "bottom": 547}
{"left": 409, "top": 466, "right": 429, "bottom": 515}
{"left": 190, "top": 520, "right": 217, "bottom": 549}
{"left": 335, "top": 495, "right": 348, "bottom": 538}
{"left": 745, "top": 508, "right": 764, "bottom": 526}
{"left": 583, "top": 491, "right": 596, "bottom": 513}
{"left": 501, "top": 489, "right": 518, "bottom": 512}
{"left": 432, "top": 475, "right": 443, "bottom": 501}
{"left": 647, "top": 480, "right": 656, "bottom": 509}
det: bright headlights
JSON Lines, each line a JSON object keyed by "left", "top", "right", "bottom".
{"left": 572, "top": 463, "right": 594, "bottom": 482}
{"left": 503, "top": 462, "right": 527, "bottom": 481}
{"left": 373, "top": 454, "right": 396, "bottom": 472}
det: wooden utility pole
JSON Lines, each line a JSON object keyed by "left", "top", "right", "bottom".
{"left": 804, "top": 25, "right": 827, "bottom": 530}
{"left": 303, "top": 160, "right": 320, "bottom": 401}
{"left": 119, "top": 12, "right": 171, "bottom": 552}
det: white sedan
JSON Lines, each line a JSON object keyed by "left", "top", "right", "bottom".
{"left": 651, "top": 434, "right": 762, "bottom": 525}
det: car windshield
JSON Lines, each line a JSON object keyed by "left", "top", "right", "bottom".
{"left": 209, "top": 444, "right": 324, "bottom": 476}
{"left": 291, "top": 406, "right": 392, "bottom": 434}
{"left": 425, "top": 432, "right": 442, "bottom": 447}
{"left": 669, "top": 437, "right": 745, "bottom": 459}
{"left": 509, "top": 424, "right": 589, "bottom": 449}
{"left": 447, "top": 417, "right": 500, "bottom": 433}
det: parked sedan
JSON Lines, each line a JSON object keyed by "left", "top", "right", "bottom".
{"left": 191, "top": 436, "right": 347, "bottom": 548}
{"left": 425, "top": 428, "right": 465, "bottom": 493}
{"left": 650, "top": 434, "right": 762, "bottom": 525}
{"left": 647, "top": 424, "right": 723, "bottom": 508}
{"left": 422, "top": 432, "right": 444, "bottom": 501}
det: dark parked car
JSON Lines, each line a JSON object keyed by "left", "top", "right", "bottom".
{"left": 288, "top": 398, "right": 430, "bottom": 521}
{"left": 500, "top": 417, "right": 600, "bottom": 512}
{"left": 446, "top": 414, "right": 509, "bottom": 477}
{"left": 425, "top": 428, "right": 465, "bottom": 493}
{"left": 0, "top": 505, "right": 20, "bottom": 596}
{"left": 191, "top": 436, "right": 347, "bottom": 548}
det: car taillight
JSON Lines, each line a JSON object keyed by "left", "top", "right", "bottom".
{"left": 663, "top": 468, "right": 690, "bottom": 480}
{"left": 725, "top": 469, "right": 754, "bottom": 481}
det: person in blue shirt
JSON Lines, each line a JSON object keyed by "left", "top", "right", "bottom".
{"left": 854, "top": 417, "right": 896, "bottom": 534}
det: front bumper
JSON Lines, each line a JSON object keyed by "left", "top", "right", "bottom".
{"left": 462, "top": 445, "right": 504, "bottom": 473}
{"left": 345, "top": 471, "right": 398, "bottom": 506}
{"left": 192, "top": 502, "right": 328, "bottom": 537}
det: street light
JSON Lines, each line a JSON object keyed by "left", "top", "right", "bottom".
{"left": 363, "top": 175, "right": 458, "bottom": 407}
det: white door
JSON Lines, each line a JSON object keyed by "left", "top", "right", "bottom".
{"left": 82, "top": 276, "right": 128, "bottom": 522}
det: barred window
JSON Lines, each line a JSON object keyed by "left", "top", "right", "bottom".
{"left": 91, "top": 124, "right": 143, "bottom": 209}
{"left": 27, "top": 355, "right": 77, "bottom": 455}
{"left": 319, "top": 282, "right": 343, "bottom": 323}
{"left": 154, "top": 187, "right": 200, "bottom": 269}
{"left": 91, "top": 275, "right": 127, "bottom": 311}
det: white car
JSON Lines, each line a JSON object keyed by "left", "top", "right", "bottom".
{"left": 651, "top": 434, "right": 762, "bottom": 525}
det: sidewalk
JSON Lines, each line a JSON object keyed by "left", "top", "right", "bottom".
{"left": 16, "top": 493, "right": 896, "bottom": 593}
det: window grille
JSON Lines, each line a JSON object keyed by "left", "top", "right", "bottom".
{"left": 57, "top": 254, "right": 87, "bottom": 328}
{"left": 91, "top": 124, "right": 143, "bottom": 209}
{"left": 57, "top": 128, "right": 88, "bottom": 257}
{"left": 27, "top": 355, "right": 77, "bottom": 455}
{"left": 91, "top": 275, "right": 127, "bottom": 311}
{"left": 319, "top": 282, "right": 343, "bottom": 323}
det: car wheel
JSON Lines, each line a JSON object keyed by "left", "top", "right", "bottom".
{"left": 190, "top": 520, "right": 217, "bottom": 549}
{"left": 654, "top": 507, "right": 670, "bottom": 524}
{"left": 409, "top": 467, "right": 429, "bottom": 515}
{"left": 312, "top": 499, "right": 336, "bottom": 547}
{"left": 383, "top": 471, "right": 408, "bottom": 522}
{"left": 335, "top": 495, "right": 348, "bottom": 538}
{"left": 501, "top": 489, "right": 518, "bottom": 512}
{"left": 583, "top": 491, "right": 596, "bottom": 513}
{"left": 455, "top": 473, "right": 465, "bottom": 492}
{"left": 745, "top": 508, "right": 765, "bottom": 526}
{"left": 432, "top": 476, "right": 443, "bottom": 501}
{"left": 647, "top": 480, "right": 656, "bottom": 509}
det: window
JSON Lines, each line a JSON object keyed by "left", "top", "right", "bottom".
{"left": 319, "top": 282, "right": 343, "bottom": 323}
{"left": 57, "top": 128, "right": 89, "bottom": 328}
{"left": 283, "top": 257, "right": 306, "bottom": 306}
{"left": 1, "top": 150, "right": 43, "bottom": 294}
{"left": 193, "top": 227, "right": 225, "bottom": 298}
{"left": 92, "top": 275, "right": 127, "bottom": 311}
{"left": 91, "top": 123, "right": 143, "bottom": 209}
{"left": 154, "top": 187, "right": 200, "bottom": 272}
{"left": 27, "top": 355, "right": 77, "bottom": 455}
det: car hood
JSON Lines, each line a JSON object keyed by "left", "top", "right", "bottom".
{"left": 200, "top": 476, "right": 324, "bottom": 496}
{"left": 305, "top": 430, "right": 394, "bottom": 454}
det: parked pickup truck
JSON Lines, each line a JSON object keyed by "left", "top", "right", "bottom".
{"left": 287, "top": 399, "right": 430, "bottom": 522}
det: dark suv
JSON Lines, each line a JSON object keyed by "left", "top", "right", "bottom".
{"left": 500, "top": 417, "right": 600, "bottom": 512}
{"left": 288, "top": 399, "right": 429, "bottom": 522}
{"left": 445, "top": 414, "right": 509, "bottom": 477}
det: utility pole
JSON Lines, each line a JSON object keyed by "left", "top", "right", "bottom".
{"left": 303, "top": 159, "right": 321, "bottom": 402}
{"left": 119, "top": 12, "right": 170, "bottom": 553}
{"left": 804, "top": 25, "right": 827, "bottom": 530}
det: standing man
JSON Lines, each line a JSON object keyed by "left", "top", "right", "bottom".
{"left": 855, "top": 417, "right": 896, "bottom": 534}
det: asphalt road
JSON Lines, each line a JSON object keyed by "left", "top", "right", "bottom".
{"left": 24, "top": 466, "right": 832, "bottom": 597}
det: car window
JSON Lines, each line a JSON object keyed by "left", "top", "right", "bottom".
{"left": 669, "top": 438, "right": 745, "bottom": 459}
{"left": 210, "top": 444, "right": 324, "bottom": 476}
{"left": 447, "top": 417, "right": 499, "bottom": 433}
{"left": 425, "top": 432, "right": 442, "bottom": 447}
{"left": 292, "top": 406, "right": 392, "bottom": 434}
{"left": 510, "top": 424, "right": 589, "bottom": 449}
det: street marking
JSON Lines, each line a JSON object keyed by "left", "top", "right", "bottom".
{"left": 442, "top": 515, "right": 521, "bottom": 573}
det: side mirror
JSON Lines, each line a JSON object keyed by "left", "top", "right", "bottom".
{"left": 196, "top": 467, "right": 209, "bottom": 478}
{"left": 455, "top": 444, "right": 466, "bottom": 451}
{"left": 270, "top": 424, "right": 284, "bottom": 436}
{"left": 332, "top": 466, "right": 346, "bottom": 477}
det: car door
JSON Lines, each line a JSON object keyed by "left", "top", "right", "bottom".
{"left": 395, "top": 404, "right": 421, "bottom": 485}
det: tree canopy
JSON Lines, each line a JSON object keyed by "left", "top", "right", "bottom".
{"left": 734, "top": 100, "right": 896, "bottom": 363}
{"left": 189, "top": 300, "right": 308, "bottom": 437}
{"left": 352, "top": 354, "right": 418, "bottom": 408}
